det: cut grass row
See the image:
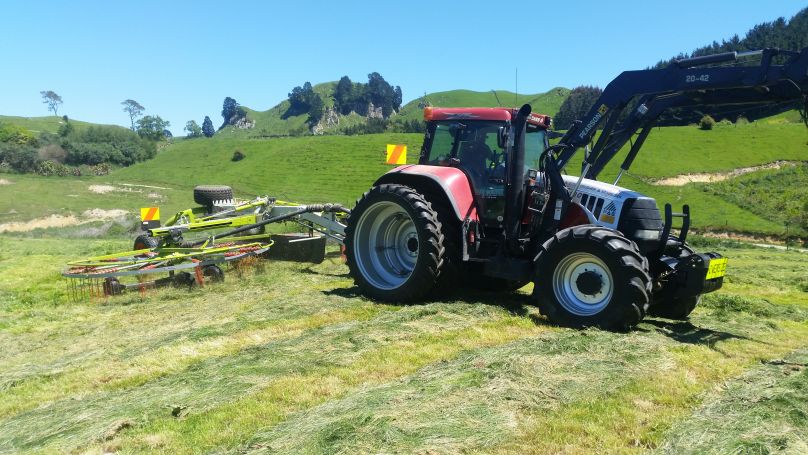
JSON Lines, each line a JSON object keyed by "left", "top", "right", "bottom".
{"left": 1, "top": 235, "right": 807, "bottom": 453}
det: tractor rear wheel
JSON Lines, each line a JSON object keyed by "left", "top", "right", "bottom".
{"left": 345, "top": 184, "right": 446, "bottom": 302}
{"left": 534, "top": 226, "right": 651, "bottom": 330}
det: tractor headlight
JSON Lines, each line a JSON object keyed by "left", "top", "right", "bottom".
{"left": 633, "top": 229, "right": 661, "bottom": 241}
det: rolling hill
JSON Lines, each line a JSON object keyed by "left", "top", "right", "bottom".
{"left": 0, "top": 115, "right": 128, "bottom": 135}
{"left": 220, "top": 86, "right": 571, "bottom": 137}
{"left": 395, "top": 87, "right": 571, "bottom": 120}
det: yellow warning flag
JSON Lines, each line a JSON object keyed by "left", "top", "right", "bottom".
{"left": 386, "top": 144, "right": 407, "bottom": 165}
{"left": 140, "top": 207, "right": 160, "bottom": 222}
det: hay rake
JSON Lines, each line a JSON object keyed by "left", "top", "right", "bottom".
{"left": 63, "top": 241, "right": 272, "bottom": 300}
{"left": 62, "top": 186, "right": 350, "bottom": 300}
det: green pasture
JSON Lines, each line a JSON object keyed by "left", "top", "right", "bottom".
{"left": 0, "top": 235, "right": 806, "bottom": 453}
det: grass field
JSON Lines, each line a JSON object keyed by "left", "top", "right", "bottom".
{"left": 0, "top": 234, "right": 806, "bottom": 453}
{"left": 1, "top": 111, "right": 807, "bottom": 453}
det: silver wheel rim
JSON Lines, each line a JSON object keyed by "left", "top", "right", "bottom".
{"left": 353, "top": 201, "right": 418, "bottom": 290}
{"left": 552, "top": 252, "right": 614, "bottom": 316}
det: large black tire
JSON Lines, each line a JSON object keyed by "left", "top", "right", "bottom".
{"left": 533, "top": 226, "right": 652, "bottom": 330}
{"left": 648, "top": 237, "right": 700, "bottom": 320}
{"left": 345, "top": 184, "right": 447, "bottom": 302}
{"left": 133, "top": 234, "right": 159, "bottom": 250}
{"left": 193, "top": 185, "right": 233, "bottom": 208}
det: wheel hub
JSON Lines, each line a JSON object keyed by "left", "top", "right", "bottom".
{"left": 575, "top": 270, "right": 603, "bottom": 296}
{"left": 406, "top": 236, "right": 419, "bottom": 254}
{"left": 353, "top": 201, "right": 419, "bottom": 290}
{"left": 552, "top": 252, "right": 614, "bottom": 316}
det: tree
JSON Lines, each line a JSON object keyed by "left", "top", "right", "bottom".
{"left": 221, "top": 97, "right": 245, "bottom": 128}
{"left": 40, "top": 90, "right": 63, "bottom": 116}
{"left": 121, "top": 99, "right": 145, "bottom": 130}
{"left": 393, "top": 86, "right": 403, "bottom": 111}
{"left": 284, "top": 82, "right": 325, "bottom": 126}
{"left": 307, "top": 94, "right": 325, "bottom": 126}
{"left": 202, "top": 116, "right": 215, "bottom": 137}
{"left": 553, "top": 86, "right": 603, "bottom": 130}
{"left": 334, "top": 76, "right": 353, "bottom": 115}
{"left": 135, "top": 115, "right": 171, "bottom": 140}
{"left": 367, "top": 73, "right": 393, "bottom": 117}
{"left": 286, "top": 82, "right": 315, "bottom": 117}
{"left": 184, "top": 120, "right": 202, "bottom": 138}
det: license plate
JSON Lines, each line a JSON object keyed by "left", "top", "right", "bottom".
{"left": 705, "top": 258, "right": 728, "bottom": 280}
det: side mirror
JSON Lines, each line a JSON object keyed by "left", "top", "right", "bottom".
{"left": 497, "top": 126, "right": 508, "bottom": 149}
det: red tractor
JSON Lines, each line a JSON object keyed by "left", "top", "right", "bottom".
{"left": 344, "top": 47, "right": 808, "bottom": 329}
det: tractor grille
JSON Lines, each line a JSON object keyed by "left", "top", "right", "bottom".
{"left": 579, "top": 193, "right": 605, "bottom": 219}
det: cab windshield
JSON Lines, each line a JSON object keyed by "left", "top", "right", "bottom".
{"left": 423, "top": 120, "right": 548, "bottom": 224}
{"left": 422, "top": 120, "right": 547, "bottom": 181}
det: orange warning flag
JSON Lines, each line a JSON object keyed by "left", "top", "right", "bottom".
{"left": 140, "top": 207, "right": 160, "bottom": 222}
{"left": 386, "top": 144, "right": 407, "bottom": 165}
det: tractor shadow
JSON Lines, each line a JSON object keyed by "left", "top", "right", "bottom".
{"left": 321, "top": 285, "right": 544, "bottom": 324}
{"left": 299, "top": 266, "right": 350, "bottom": 278}
{"left": 639, "top": 319, "right": 767, "bottom": 356}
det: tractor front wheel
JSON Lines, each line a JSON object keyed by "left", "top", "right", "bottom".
{"left": 345, "top": 184, "right": 446, "bottom": 302}
{"left": 534, "top": 226, "right": 651, "bottom": 330}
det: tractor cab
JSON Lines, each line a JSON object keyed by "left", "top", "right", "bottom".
{"left": 419, "top": 107, "right": 551, "bottom": 225}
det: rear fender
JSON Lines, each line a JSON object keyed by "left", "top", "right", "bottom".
{"left": 374, "top": 165, "right": 478, "bottom": 222}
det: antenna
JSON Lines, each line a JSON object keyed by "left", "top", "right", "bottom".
{"left": 491, "top": 90, "right": 502, "bottom": 107}
{"left": 515, "top": 68, "right": 518, "bottom": 106}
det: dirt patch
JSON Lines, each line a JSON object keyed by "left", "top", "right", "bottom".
{"left": 88, "top": 185, "right": 117, "bottom": 194}
{"left": 653, "top": 161, "right": 801, "bottom": 186}
{"left": 88, "top": 184, "right": 152, "bottom": 195}
{"left": 0, "top": 209, "right": 130, "bottom": 233}
{"left": 82, "top": 209, "right": 129, "bottom": 219}
{"left": 0, "top": 178, "right": 12, "bottom": 185}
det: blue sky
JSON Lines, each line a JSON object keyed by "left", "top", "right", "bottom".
{"left": 1, "top": 0, "right": 805, "bottom": 134}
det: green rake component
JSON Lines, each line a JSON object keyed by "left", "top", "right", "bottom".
{"left": 62, "top": 184, "right": 351, "bottom": 300}
{"left": 63, "top": 241, "right": 272, "bottom": 299}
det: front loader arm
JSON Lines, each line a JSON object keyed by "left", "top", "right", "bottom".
{"left": 552, "top": 47, "right": 808, "bottom": 180}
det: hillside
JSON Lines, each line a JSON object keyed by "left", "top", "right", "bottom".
{"left": 1, "top": 112, "right": 806, "bottom": 238}
{"left": 396, "top": 88, "right": 570, "bottom": 120}
{"left": 220, "top": 86, "right": 570, "bottom": 138}
{"left": 0, "top": 115, "right": 127, "bottom": 135}
{"left": 75, "top": 120, "right": 808, "bottom": 237}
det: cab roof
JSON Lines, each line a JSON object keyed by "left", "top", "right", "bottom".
{"left": 423, "top": 107, "right": 551, "bottom": 128}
